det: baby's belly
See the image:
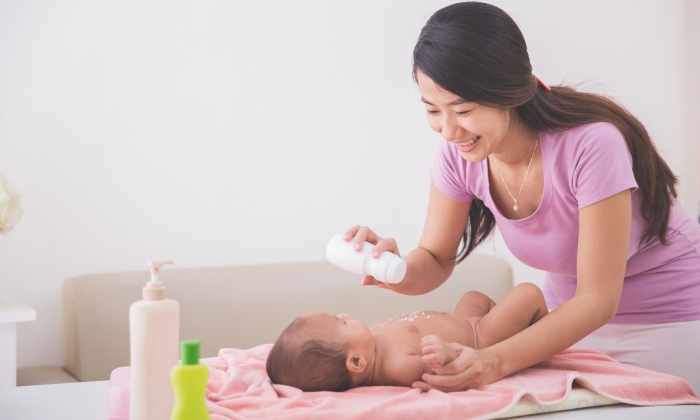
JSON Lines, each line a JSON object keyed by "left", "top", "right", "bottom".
{"left": 369, "top": 310, "right": 473, "bottom": 347}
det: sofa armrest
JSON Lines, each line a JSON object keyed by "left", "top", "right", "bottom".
{"left": 17, "top": 365, "right": 78, "bottom": 386}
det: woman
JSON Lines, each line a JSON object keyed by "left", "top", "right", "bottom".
{"left": 345, "top": 2, "right": 700, "bottom": 392}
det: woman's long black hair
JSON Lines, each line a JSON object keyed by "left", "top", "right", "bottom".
{"left": 413, "top": 2, "right": 677, "bottom": 263}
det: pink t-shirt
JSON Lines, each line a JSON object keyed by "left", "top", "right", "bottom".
{"left": 430, "top": 122, "right": 700, "bottom": 324}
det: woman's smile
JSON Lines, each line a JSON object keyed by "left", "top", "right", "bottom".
{"left": 454, "top": 136, "right": 482, "bottom": 152}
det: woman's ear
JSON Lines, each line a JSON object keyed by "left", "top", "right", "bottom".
{"left": 346, "top": 354, "right": 367, "bottom": 374}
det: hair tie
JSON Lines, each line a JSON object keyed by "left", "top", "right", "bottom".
{"left": 535, "top": 75, "right": 551, "bottom": 91}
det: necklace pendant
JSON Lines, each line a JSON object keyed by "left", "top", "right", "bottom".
{"left": 513, "top": 204, "right": 519, "bottom": 211}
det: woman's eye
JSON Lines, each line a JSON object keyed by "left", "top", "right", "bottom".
{"left": 427, "top": 110, "right": 439, "bottom": 115}
{"left": 456, "top": 110, "right": 471, "bottom": 116}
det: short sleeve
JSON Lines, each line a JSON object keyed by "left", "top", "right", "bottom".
{"left": 429, "top": 140, "right": 473, "bottom": 203}
{"left": 572, "top": 123, "right": 638, "bottom": 209}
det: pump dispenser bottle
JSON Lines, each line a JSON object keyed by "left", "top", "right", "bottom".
{"left": 326, "top": 234, "right": 407, "bottom": 283}
{"left": 130, "top": 260, "right": 180, "bottom": 420}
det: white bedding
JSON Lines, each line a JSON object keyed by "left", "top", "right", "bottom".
{"left": 500, "top": 387, "right": 618, "bottom": 418}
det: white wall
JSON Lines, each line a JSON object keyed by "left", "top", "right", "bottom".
{"left": 0, "top": 0, "right": 697, "bottom": 367}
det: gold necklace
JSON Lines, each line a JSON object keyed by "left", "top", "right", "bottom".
{"left": 492, "top": 139, "right": 538, "bottom": 211}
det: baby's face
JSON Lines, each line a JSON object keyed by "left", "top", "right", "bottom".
{"left": 302, "top": 312, "right": 375, "bottom": 355}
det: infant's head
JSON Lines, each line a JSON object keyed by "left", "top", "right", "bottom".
{"left": 266, "top": 312, "right": 375, "bottom": 392}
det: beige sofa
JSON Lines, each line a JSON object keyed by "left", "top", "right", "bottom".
{"left": 17, "top": 254, "right": 512, "bottom": 386}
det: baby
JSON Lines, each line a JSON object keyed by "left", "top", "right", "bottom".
{"left": 266, "top": 282, "right": 548, "bottom": 392}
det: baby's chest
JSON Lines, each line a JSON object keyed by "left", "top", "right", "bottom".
{"left": 372, "top": 314, "right": 471, "bottom": 346}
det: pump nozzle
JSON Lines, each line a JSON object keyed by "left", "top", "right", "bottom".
{"left": 148, "top": 260, "right": 174, "bottom": 284}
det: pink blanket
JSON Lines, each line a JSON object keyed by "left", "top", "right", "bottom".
{"left": 203, "top": 345, "right": 698, "bottom": 420}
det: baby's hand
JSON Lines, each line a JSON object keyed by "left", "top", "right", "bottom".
{"left": 421, "top": 335, "right": 449, "bottom": 372}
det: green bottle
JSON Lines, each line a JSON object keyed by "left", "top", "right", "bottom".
{"left": 170, "top": 340, "right": 210, "bottom": 420}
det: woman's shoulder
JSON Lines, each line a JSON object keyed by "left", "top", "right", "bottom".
{"left": 545, "top": 121, "right": 625, "bottom": 146}
{"left": 430, "top": 139, "right": 485, "bottom": 203}
{"left": 543, "top": 121, "right": 637, "bottom": 204}
{"left": 543, "top": 121, "right": 629, "bottom": 160}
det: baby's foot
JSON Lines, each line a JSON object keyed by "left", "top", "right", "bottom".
{"left": 421, "top": 335, "right": 449, "bottom": 371}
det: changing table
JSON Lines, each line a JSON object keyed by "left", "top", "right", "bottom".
{"left": 1, "top": 381, "right": 699, "bottom": 420}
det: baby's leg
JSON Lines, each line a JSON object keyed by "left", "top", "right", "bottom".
{"left": 420, "top": 292, "right": 494, "bottom": 371}
{"left": 421, "top": 335, "right": 458, "bottom": 372}
{"left": 452, "top": 290, "right": 497, "bottom": 319}
{"left": 476, "top": 283, "right": 548, "bottom": 348}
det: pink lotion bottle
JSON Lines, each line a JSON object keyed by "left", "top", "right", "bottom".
{"left": 129, "top": 260, "right": 180, "bottom": 420}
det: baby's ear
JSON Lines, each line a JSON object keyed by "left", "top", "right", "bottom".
{"left": 346, "top": 355, "right": 367, "bottom": 374}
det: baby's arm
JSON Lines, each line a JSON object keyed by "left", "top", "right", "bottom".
{"left": 476, "top": 282, "right": 548, "bottom": 348}
{"left": 421, "top": 335, "right": 459, "bottom": 371}
{"left": 379, "top": 348, "right": 435, "bottom": 387}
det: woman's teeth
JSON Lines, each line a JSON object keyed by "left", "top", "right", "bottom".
{"left": 457, "top": 136, "right": 481, "bottom": 147}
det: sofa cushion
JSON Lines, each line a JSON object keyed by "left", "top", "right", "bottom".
{"left": 62, "top": 255, "right": 512, "bottom": 382}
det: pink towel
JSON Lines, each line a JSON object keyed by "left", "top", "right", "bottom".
{"left": 202, "top": 345, "right": 699, "bottom": 420}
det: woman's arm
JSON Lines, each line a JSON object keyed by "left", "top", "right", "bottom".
{"left": 368, "top": 183, "right": 470, "bottom": 295}
{"left": 415, "top": 189, "right": 632, "bottom": 391}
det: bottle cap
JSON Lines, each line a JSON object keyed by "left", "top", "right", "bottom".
{"left": 385, "top": 258, "right": 407, "bottom": 284}
{"left": 181, "top": 340, "right": 201, "bottom": 365}
{"left": 143, "top": 282, "right": 167, "bottom": 300}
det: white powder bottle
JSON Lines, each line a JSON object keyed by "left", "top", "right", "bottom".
{"left": 326, "top": 234, "right": 407, "bottom": 283}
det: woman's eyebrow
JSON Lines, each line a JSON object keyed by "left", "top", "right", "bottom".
{"left": 420, "top": 97, "right": 469, "bottom": 106}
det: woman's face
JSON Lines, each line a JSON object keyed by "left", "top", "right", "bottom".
{"left": 416, "top": 70, "right": 515, "bottom": 162}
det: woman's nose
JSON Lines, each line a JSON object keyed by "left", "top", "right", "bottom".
{"left": 439, "top": 116, "right": 463, "bottom": 142}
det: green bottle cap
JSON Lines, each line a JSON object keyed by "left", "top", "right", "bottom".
{"left": 180, "top": 340, "right": 200, "bottom": 365}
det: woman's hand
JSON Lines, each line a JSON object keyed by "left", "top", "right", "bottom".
{"left": 343, "top": 225, "right": 401, "bottom": 289}
{"left": 412, "top": 344, "right": 503, "bottom": 392}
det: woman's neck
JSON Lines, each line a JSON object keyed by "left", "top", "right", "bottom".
{"left": 491, "top": 112, "right": 539, "bottom": 167}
